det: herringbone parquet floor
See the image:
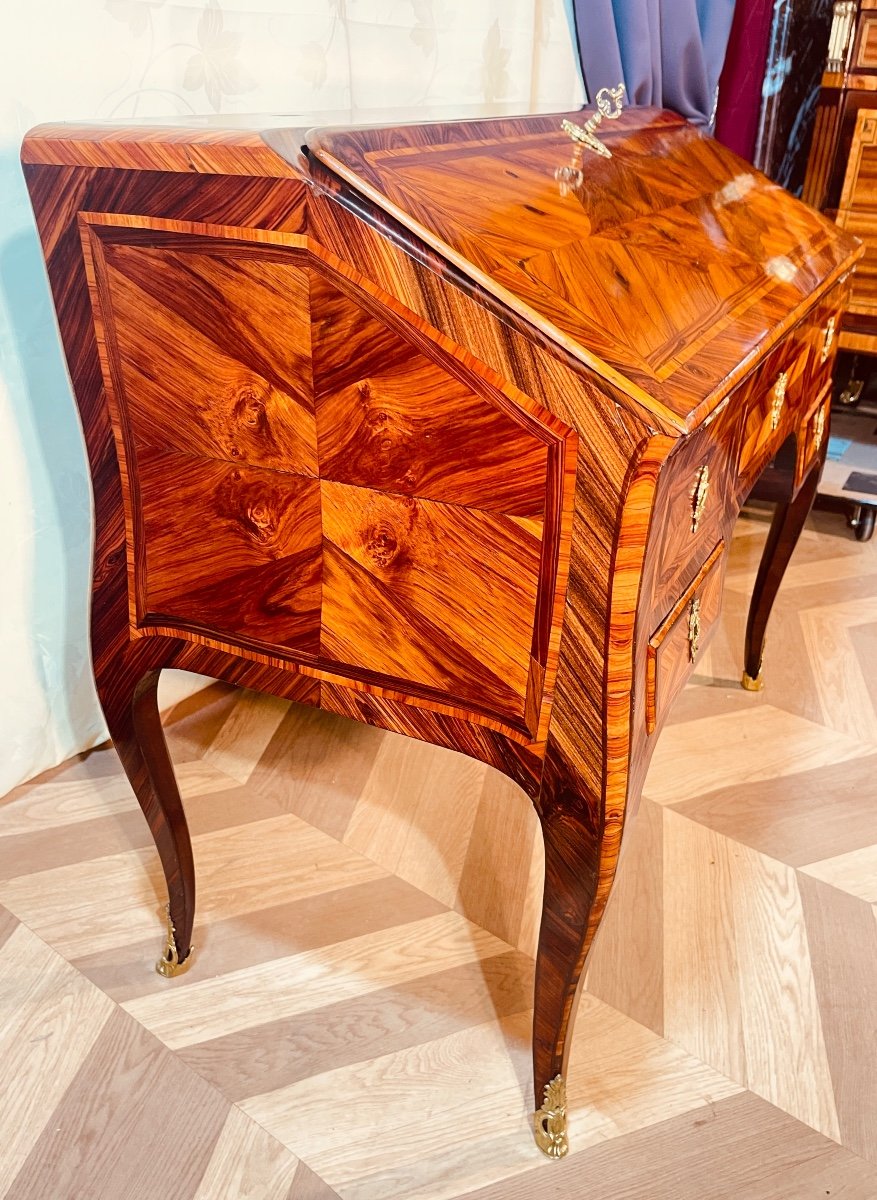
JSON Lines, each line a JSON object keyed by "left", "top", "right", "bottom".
{"left": 1, "top": 507, "right": 876, "bottom": 1199}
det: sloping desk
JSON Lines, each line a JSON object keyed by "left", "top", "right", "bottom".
{"left": 22, "top": 106, "right": 860, "bottom": 1157}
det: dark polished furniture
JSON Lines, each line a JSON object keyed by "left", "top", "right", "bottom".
{"left": 22, "top": 103, "right": 860, "bottom": 1158}
{"left": 801, "top": 0, "right": 877, "bottom": 536}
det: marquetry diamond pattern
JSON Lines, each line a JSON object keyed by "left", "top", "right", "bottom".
{"left": 90, "top": 233, "right": 566, "bottom": 732}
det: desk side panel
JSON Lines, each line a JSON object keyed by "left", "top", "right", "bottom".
{"left": 23, "top": 156, "right": 556, "bottom": 786}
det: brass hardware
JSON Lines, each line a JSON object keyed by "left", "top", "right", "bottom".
{"left": 813, "top": 406, "right": 826, "bottom": 452}
{"left": 821, "top": 316, "right": 836, "bottom": 364}
{"left": 688, "top": 597, "right": 701, "bottom": 663}
{"left": 534, "top": 1074, "right": 569, "bottom": 1159}
{"left": 691, "top": 464, "right": 710, "bottom": 533}
{"left": 560, "top": 84, "right": 626, "bottom": 161}
{"left": 741, "top": 670, "right": 764, "bottom": 692}
{"left": 155, "top": 903, "right": 191, "bottom": 978}
{"left": 770, "top": 371, "right": 788, "bottom": 431}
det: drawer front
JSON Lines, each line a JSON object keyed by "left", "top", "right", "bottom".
{"left": 804, "top": 290, "right": 845, "bottom": 401}
{"left": 651, "top": 400, "right": 737, "bottom": 617}
{"left": 646, "top": 543, "right": 725, "bottom": 735}
{"left": 796, "top": 392, "right": 831, "bottom": 488}
{"left": 737, "top": 286, "right": 845, "bottom": 496}
{"left": 737, "top": 334, "right": 810, "bottom": 494}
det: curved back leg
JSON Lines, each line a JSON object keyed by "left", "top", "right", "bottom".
{"left": 95, "top": 657, "right": 195, "bottom": 975}
{"left": 744, "top": 455, "right": 822, "bottom": 689}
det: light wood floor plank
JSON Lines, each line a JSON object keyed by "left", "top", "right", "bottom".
{"left": 241, "top": 1001, "right": 740, "bottom": 1200}
{"left": 0, "top": 924, "right": 116, "bottom": 1189}
{"left": 4, "top": 1007, "right": 229, "bottom": 1200}
{"left": 586, "top": 794, "right": 663, "bottom": 1035}
{"left": 0, "top": 814, "right": 388, "bottom": 958}
{"left": 122, "top": 911, "right": 511, "bottom": 1049}
{"left": 178, "top": 950, "right": 533, "bottom": 1101}
{"left": 455, "top": 767, "right": 540, "bottom": 952}
{"left": 645, "top": 706, "right": 875, "bottom": 807}
{"left": 662, "top": 807, "right": 745, "bottom": 1082}
{"left": 457, "top": 1091, "right": 877, "bottom": 1200}
{"left": 800, "top": 872, "right": 877, "bottom": 1164}
{"left": 668, "top": 751, "right": 877, "bottom": 866}
{"left": 800, "top": 598, "right": 877, "bottom": 744}
{"left": 0, "top": 768, "right": 259, "bottom": 881}
{"left": 0, "top": 904, "right": 18, "bottom": 952}
{"left": 345, "top": 735, "right": 486, "bottom": 909}
{"left": 725, "top": 547, "right": 877, "bottom": 593}
{"left": 246, "top": 705, "right": 388, "bottom": 842}
{"left": 800, "top": 843, "right": 877, "bottom": 902}
{"left": 74, "top": 875, "right": 445, "bottom": 1003}
{"left": 0, "top": 760, "right": 236, "bottom": 839}
{"left": 202, "top": 689, "right": 291, "bottom": 783}
{"left": 190, "top": 1104, "right": 300, "bottom": 1200}
{"left": 730, "top": 839, "right": 840, "bottom": 1141}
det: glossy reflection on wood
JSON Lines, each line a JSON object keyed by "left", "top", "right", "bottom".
{"left": 21, "top": 103, "right": 861, "bottom": 1155}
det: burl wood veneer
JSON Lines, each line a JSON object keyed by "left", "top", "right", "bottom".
{"left": 22, "top": 102, "right": 860, "bottom": 1157}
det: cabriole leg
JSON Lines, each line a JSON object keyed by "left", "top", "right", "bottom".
{"left": 743, "top": 458, "right": 821, "bottom": 689}
{"left": 95, "top": 661, "right": 195, "bottom": 976}
{"left": 531, "top": 743, "right": 609, "bottom": 1159}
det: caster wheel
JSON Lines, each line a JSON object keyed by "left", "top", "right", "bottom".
{"left": 854, "top": 508, "right": 875, "bottom": 542}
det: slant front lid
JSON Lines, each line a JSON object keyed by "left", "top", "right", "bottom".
{"left": 307, "top": 108, "right": 861, "bottom": 432}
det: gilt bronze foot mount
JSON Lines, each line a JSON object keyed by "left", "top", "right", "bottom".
{"left": 155, "top": 903, "right": 192, "bottom": 978}
{"left": 534, "top": 1074, "right": 569, "bottom": 1159}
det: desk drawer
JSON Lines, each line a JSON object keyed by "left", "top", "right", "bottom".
{"left": 646, "top": 543, "right": 725, "bottom": 735}
{"left": 651, "top": 400, "right": 736, "bottom": 616}
{"left": 796, "top": 391, "right": 831, "bottom": 487}
{"left": 737, "top": 332, "right": 809, "bottom": 493}
{"left": 805, "top": 289, "right": 845, "bottom": 399}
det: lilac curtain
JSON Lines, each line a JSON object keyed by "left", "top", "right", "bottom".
{"left": 572, "top": 0, "right": 737, "bottom": 127}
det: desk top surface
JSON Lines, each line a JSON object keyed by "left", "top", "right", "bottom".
{"left": 23, "top": 105, "right": 862, "bottom": 431}
{"left": 309, "top": 107, "right": 861, "bottom": 429}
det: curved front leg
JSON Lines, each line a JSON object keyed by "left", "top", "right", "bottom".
{"left": 95, "top": 654, "right": 195, "bottom": 976}
{"left": 743, "top": 455, "right": 822, "bottom": 689}
{"left": 531, "top": 740, "right": 611, "bottom": 1159}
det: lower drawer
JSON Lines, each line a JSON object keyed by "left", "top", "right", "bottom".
{"left": 795, "top": 390, "right": 831, "bottom": 489}
{"left": 645, "top": 542, "right": 726, "bottom": 735}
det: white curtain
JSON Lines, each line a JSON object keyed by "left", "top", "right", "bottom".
{"left": 0, "top": 1, "right": 584, "bottom": 795}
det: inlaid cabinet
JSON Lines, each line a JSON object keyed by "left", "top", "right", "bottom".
{"left": 23, "top": 101, "right": 860, "bottom": 1156}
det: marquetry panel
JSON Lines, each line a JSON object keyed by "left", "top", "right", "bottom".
{"left": 837, "top": 208, "right": 877, "bottom": 318}
{"left": 138, "top": 449, "right": 323, "bottom": 652}
{"left": 320, "top": 480, "right": 541, "bottom": 720}
{"left": 81, "top": 216, "right": 573, "bottom": 736}
{"left": 93, "top": 235, "right": 318, "bottom": 475}
{"left": 857, "top": 16, "right": 877, "bottom": 68}
{"left": 310, "top": 272, "right": 549, "bottom": 515}
{"left": 838, "top": 109, "right": 877, "bottom": 216}
{"left": 310, "top": 110, "right": 859, "bottom": 426}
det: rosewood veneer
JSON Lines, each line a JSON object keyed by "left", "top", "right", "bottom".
{"left": 22, "top": 101, "right": 860, "bottom": 1157}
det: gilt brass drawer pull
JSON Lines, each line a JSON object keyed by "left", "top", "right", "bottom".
{"left": 770, "top": 371, "right": 788, "bottom": 431}
{"left": 813, "top": 405, "right": 826, "bottom": 452}
{"left": 821, "top": 316, "right": 836, "bottom": 364}
{"left": 691, "top": 464, "right": 710, "bottom": 534}
{"left": 688, "top": 597, "right": 701, "bottom": 663}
